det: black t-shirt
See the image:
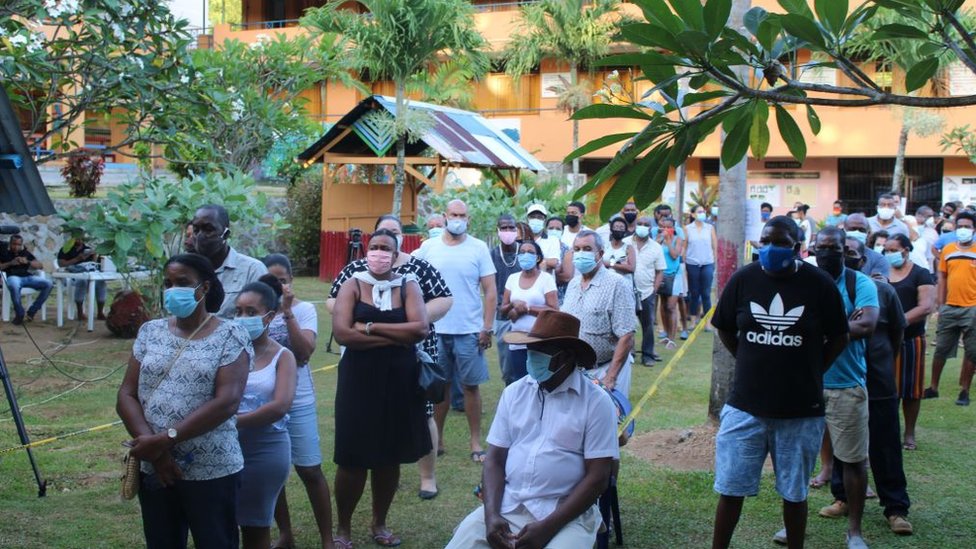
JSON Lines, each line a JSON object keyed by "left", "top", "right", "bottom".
{"left": 890, "top": 264, "right": 935, "bottom": 339}
{"left": 0, "top": 248, "right": 36, "bottom": 277}
{"left": 712, "top": 261, "right": 849, "bottom": 418}
{"left": 57, "top": 243, "right": 93, "bottom": 264}
{"left": 867, "top": 280, "right": 907, "bottom": 401}
{"left": 490, "top": 245, "right": 520, "bottom": 320}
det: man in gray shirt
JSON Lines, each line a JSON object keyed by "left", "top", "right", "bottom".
{"left": 189, "top": 204, "right": 268, "bottom": 319}
{"left": 845, "top": 214, "right": 890, "bottom": 279}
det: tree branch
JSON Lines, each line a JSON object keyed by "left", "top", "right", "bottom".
{"left": 944, "top": 10, "right": 976, "bottom": 62}
{"left": 939, "top": 20, "right": 976, "bottom": 75}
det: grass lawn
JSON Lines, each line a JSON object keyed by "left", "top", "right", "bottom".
{"left": 1, "top": 276, "right": 974, "bottom": 547}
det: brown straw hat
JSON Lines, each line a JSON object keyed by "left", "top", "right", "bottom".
{"left": 502, "top": 310, "right": 597, "bottom": 369}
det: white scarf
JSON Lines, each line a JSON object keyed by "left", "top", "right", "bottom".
{"left": 351, "top": 271, "right": 414, "bottom": 311}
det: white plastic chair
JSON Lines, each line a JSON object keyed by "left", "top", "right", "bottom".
{"left": 1, "top": 270, "right": 49, "bottom": 322}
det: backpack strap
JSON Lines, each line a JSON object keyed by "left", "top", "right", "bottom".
{"left": 844, "top": 268, "right": 857, "bottom": 306}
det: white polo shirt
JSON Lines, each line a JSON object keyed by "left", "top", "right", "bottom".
{"left": 486, "top": 369, "right": 619, "bottom": 521}
{"left": 625, "top": 235, "right": 667, "bottom": 300}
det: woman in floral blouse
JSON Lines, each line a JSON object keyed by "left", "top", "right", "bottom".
{"left": 117, "top": 253, "right": 252, "bottom": 548}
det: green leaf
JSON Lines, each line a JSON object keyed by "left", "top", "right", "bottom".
{"left": 721, "top": 111, "right": 753, "bottom": 170}
{"left": 775, "top": 105, "right": 807, "bottom": 163}
{"left": 703, "top": 0, "right": 732, "bottom": 40}
{"left": 744, "top": 7, "right": 768, "bottom": 36}
{"left": 814, "top": 0, "right": 847, "bottom": 34}
{"left": 750, "top": 100, "right": 770, "bottom": 159}
{"left": 670, "top": 0, "right": 706, "bottom": 32}
{"left": 600, "top": 161, "right": 644, "bottom": 220}
{"left": 565, "top": 133, "right": 639, "bottom": 164}
{"left": 756, "top": 18, "right": 783, "bottom": 52}
{"left": 632, "top": 0, "right": 684, "bottom": 35}
{"left": 620, "top": 23, "right": 682, "bottom": 52}
{"left": 572, "top": 104, "right": 655, "bottom": 122}
{"left": 115, "top": 230, "right": 134, "bottom": 255}
{"left": 682, "top": 90, "right": 730, "bottom": 107}
{"left": 675, "top": 30, "right": 711, "bottom": 58}
{"left": 634, "top": 146, "right": 672, "bottom": 208}
{"left": 778, "top": 0, "right": 815, "bottom": 18}
{"left": 905, "top": 57, "right": 940, "bottom": 93}
{"left": 780, "top": 14, "right": 826, "bottom": 48}
{"left": 871, "top": 23, "right": 930, "bottom": 40}
{"left": 689, "top": 73, "right": 711, "bottom": 89}
{"left": 806, "top": 105, "right": 822, "bottom": 135}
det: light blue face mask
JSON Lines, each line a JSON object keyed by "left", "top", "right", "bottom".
{"left": 526, "top": 349, "right": 557, "bottom": 382}
{"left": 634, "top": 225, "right": 650, "bottom": 239}
{"left": 572, "top": 251, "right": 598, "bottom": 274}
{"left": 446, "top": 219, "right": 467, "bottom": 235}
{"left": 547, "top": 229, "right": 563, "bottom": 240}
{"left": 517, "top": 252, "right": 538, "bottom": 271}
{"left": 164, "top": 285, "right": 202, "bottom": 318}
{"left": 885, "top": 251, "right": 906, "bottom": 269}
{"left": 428, "top": 227, "right": 444, "bottom": 240}
{"left": 528, "top": 218, "right": 545, "bottom": 235}
{"left": 235, "top": 313, "right": 271, "bottom": 340}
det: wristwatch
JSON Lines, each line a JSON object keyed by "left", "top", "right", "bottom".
{"left": 166, "top": 428, "right": 178, "bottom": 444}
{"left": 482, "top": 328, "right": 494, "bottom": 336}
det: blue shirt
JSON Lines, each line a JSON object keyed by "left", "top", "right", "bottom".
{"left": 825, "top": 214, "right": 848, "bottom": 227}
{"left": 824, "top": 268, "right": 879, "bottom": 389}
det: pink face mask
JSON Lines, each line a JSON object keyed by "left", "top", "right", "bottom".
{"left": 366, "top": 250, "right": 394, "bottom": 275}
{"left": 498, "top": 229, "right": 518, "bottom": 246}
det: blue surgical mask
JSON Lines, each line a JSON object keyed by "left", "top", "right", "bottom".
{"left": 235, "top": 314, "right": 269, "bottom": 340}
{"left": 572, "top": 251, "right": 598, "bottom": 274}
{"left": 758, "top": 245, "right": 795, "bottom": 273}
{"left": 446, "top": 219, "right": 467, "bottom": 236}
{"left": 526, "top": 350, "right": 556, "bottom": 382}
{"left": 528, "top": 218, "right": 545, "bottom": 235}
{"left": 761, "top": 212, "right": 771, "bottom": 222}
{"left": 428, "top": 227, "right": 444, "bottom": 239}
{"left": 848, "top": 230, "right": 867, "bottom": 244}
{"left": 517, "top": 252, "right": 537, "bottom": 271}
{"left": 885, "top": 251, "right": 906, "bottom": 269}
{"left": 710, "top": 206, "right": 719, "bottom": 216}
{"left": 696, "top": 213, "right": 707, "bottom": 222}
{"left": 957, "top": 227, "right": 974, "bottom": 243}
{"left": 164, "top": 285, "right": 202, "bottom": 318}
{"left": 547, "top": 229, "right": 563, "bottom": 240}
{"left": 635, "top": 225, "right": 650, "bottom": 239}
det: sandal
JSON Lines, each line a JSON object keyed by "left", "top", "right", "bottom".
{"left": 470, "top": 450, "right": 487, "bottom": 463}
{"left": 372, "top": 531, "right": 401, "bottom": 547}
{"left": 661, "top": 338, "right": 677, "bottom": 350}
{"left": 333, "top": 536, "right": 354, "bottom": 549}
{"left": 903, "top": 441, "right": 917, "bottom": 451}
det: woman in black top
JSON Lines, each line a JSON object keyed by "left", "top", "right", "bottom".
{"left": 885, "top": 234, "right": 936, "bottom": 450}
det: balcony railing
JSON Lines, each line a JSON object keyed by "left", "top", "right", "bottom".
{"left": 230, "top": 19, "right": 302, "bottom": 31}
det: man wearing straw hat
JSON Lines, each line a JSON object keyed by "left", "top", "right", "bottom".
{"left": 445, "top": 310, "right": 619, "bottom": 549}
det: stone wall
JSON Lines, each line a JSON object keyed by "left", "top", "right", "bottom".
{"left": 1, "top": 197, "right": 289, "bottom": 271}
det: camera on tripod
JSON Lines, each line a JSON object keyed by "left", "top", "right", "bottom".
{"left": 347, "top": 228, "right": 364, "bottom": 263}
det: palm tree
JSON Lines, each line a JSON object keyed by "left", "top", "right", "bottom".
{"left": 407, "top": 58, "right": 479, "bottom": 110}
{"left": 503, "top": 0, "right": 625, "bottom": 180}
{"left": 303, "top": 0, "right": 488, "bottom": 217}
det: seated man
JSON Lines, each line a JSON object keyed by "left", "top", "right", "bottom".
{"left": 57, "top": 233, "right": 106, "bottom": 320}
{"left": 446, "top": 310, "right": 619, "bottom": 549}
{"left": 1, "top": 234, "right": 53, "bottom": 324}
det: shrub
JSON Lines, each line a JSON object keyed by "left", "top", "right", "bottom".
{"left": 285, "top": 172, "right": 323, "bottom": 274}
{"left": 61, "top": 152, "right": 104, "bottom": 197}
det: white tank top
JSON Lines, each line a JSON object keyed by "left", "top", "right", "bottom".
{"left": 239, "top": 346, "right": 289, "bottom": 431}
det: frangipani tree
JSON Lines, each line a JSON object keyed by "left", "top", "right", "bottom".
{"left": 303, "top": 0, "right": 489, "bottom": 217}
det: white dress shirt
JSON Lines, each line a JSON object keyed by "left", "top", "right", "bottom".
{"left": 625, "top": 235, "right": 667, "bottom": 300}
{"left": 486, "top": 370, "right": 619, "bottom": 521}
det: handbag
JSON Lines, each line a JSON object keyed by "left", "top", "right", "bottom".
{"left": 120, "top": 314, "right": 213, "bottom": 500}
{"left": 417, "top": 347, "right": 447, "bottom": 404}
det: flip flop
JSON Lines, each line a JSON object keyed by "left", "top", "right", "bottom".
{"left": 372, "top": 531, "right": 402, "bottom": 547}
{"left": 470, "top": 450, "right": 487, "bottom": 463}
{"left": 418, "top": 489, "right": 439, "bottom": 500}
{"left": 903, "top": 441, "right": 917, "bottom": 451}
{"left": 333, "top": 536, "right": 353, "bottom": 549}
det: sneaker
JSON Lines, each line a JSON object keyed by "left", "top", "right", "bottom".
{"left": 922, "top": 387, "right": 939, "bottom": 399}
{"left": 819, "top": 500, "right": 848, "bottom": 518}
{"left": 12, "top": 314, "right": 24, "bottom": 326}
{"left": 679, "top": 330, "right": 689, "bottom": 340}
{"left": 955, "top": 390, "right": 970, "bottom": 406}
{"left": 846, "top": 533, "right": 869, "bottom": 549}
{"left": 888, "top": 515, "right": 913, "bottom": 535}
{"left": 658, "top": 330, "right": 667, "bottom": 339}
{"left": 772, "top": 528, "right": 787, "bottom": 545}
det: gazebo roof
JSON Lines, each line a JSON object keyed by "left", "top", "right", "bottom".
{"left": 298, "top": 95, "right": 547, "bottom": 173}
{"left": 0, "top": 87, "right": 54, "bottom": 216}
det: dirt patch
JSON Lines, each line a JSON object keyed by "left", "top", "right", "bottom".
{"left": 1, "top": 319, "right": 127, "bottom": 366}
{"left": 625, "top": 424, "right": 718, "bottom": 471}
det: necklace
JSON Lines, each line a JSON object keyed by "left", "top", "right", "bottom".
{"left": 499, "top": 245, "right": 516, "bottom": 268}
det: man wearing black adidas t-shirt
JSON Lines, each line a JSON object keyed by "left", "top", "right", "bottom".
{"left": 710, "top": 216, "right": 850, "bottom": 549}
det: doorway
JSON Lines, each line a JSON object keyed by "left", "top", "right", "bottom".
{"left": 837, "top": 157, "right": 943, "bottom": 215}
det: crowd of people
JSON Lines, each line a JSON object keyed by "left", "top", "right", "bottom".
{"left": 82, "top": 192, "right": 972, "bottom": 548}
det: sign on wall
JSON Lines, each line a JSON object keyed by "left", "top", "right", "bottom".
{"left": 783, "top": 182, "right": 818, "bottom": 206}
{"left": 747, "top": 183, "right": 781, "bottom": 205}
{"left": 541, "top": 72, "right": 572, "bottom": 98}
{"left": 950, "top": 62, "right": 976, "bottom": 96}
{"left": 944, "top": 176, "right": 976, "bottom": 205}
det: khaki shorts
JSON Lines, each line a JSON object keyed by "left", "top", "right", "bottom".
{"left": 824, "top": 386, "right": 869, "bottom": 464}
{"left": 934, "top": 305, "right": 976, "bottom": 362}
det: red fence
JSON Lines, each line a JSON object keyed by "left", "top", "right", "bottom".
{"left": 319, "top": 231, "right": 424, "bottom": 282}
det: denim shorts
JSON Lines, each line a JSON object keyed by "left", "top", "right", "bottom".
{"left": 286, "top": 403, "right": 322, "bottom": 467}
{"left": 437, "top": 333, "right": 489, "bottom": 387}
{"left": 714, "top": 405, "right": 825, "bottom": 503}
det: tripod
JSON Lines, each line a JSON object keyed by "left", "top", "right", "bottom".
{"left": 326, "top": 228, "right": 365, "bottom": 354}
{"left": 0, "top": 342, "right": 47, "bottom": 497}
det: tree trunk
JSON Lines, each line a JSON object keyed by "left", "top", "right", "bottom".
{"left": 392, "top": 81, "right": 407, "bottom": 218}
{"left": 892, "top": 117, "right": 910, "bottom": 193}
{"left": 708, "top": 0, "right": 752, "bottom": 423}
{"left": 571, "top": 64, "right": 580, "bottom": 179}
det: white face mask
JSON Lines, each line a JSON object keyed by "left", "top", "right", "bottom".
{"left": 877, "top": 207, "right": 895, "bottom": 221}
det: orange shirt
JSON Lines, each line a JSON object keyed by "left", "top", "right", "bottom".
{"left": 939, "top": 241, "right": 976, "bottom": 307}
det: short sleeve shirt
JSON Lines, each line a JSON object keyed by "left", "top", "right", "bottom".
{"left": 413, "top": 235, "right": 495, "bottom": 334}
{"left": 824, "top": 268, "right": 879, "bottom": 389}
{"left": 861, "top": 248, "right": 891, "bottom": 278}
{"left": 330, "top": 256, "right": 451, "bottom": 358}
{"left": 867, "top": 216, "right": 911, "bottom": 238}
{"left": 891, "top": 264, "right": 935, "bottom": 338}
{"left": 625, "top": 236, "right": 667, "bottom": 300}
{"left": 133, "top": 318, "right": 254, "bottom": 480}
{"left": 215, "top": 248, "right": 269, "bottom": 319}
{"left": 486, "top": 370, "right": 619, "bottom": 521}
{"left": 711, "top": 262, "right": 848, "bottom": 418}
{"left": 0, "top": 248, "right": 35, "bottom": 277}
{"left": 867, "top": 281, "right": 906, "bottom": 400}
{"left": 268, "top": 300, "right": 318, "bottom": 409}
{"left": 535, "top": 235, "right": 562, "bottom": 261}
{"left": 562, "top": 267, "right": 636, "bottom": 364}
{"left": 939, "top": 241, "right": 976, "bottom": 307}
{"left": 504, "top": 271, "right": 557, "bottom": 342}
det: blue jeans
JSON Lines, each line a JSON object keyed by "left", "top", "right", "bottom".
{"left": 686, "top": 263, "right": 714, "bottom": 318}
{"left": 504, "top": 348, "right": 528, "bottom": 385}
{"left": 72, "top": 279, "right": 107, "bottom": 303}
{"left": 138, "top": 471, "right": 241, "bottom": 549}
{"left": 4, "top": 274, "right": 53, "bottom": 317}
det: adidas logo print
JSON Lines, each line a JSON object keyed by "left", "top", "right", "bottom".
{"left": 746, "top": 294, "right": 804, "bottom": 346}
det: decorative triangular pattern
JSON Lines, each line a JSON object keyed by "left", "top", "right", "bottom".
{"left": 351, "top": 111, "right": 395, "bottom": 156}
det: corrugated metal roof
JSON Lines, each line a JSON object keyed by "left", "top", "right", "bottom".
{"left": 298, "top": 95, "right": 547, "bottom": 172}
{"left": 0, "top": 87, "right": 55, "bottom": 216}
